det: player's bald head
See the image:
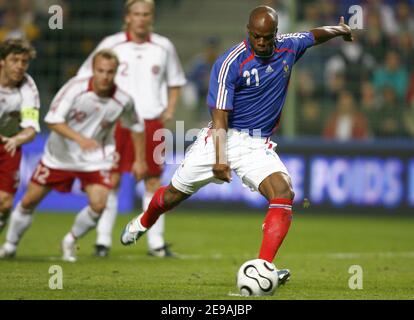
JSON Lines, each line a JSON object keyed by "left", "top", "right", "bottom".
{"left": 247, "top": 6, "right": 278, "bottom": 58}
{"left": 248, "top": 6, "right": 278, "bottom": 33}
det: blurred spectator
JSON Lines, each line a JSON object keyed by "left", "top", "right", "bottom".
{"left": 402, "top": 92, "right": 414, "bottom": 138}
{"left": 0, "top": 2, "right": 40, "bottom": 42}
{"left": 372, "top": 51, "right": 409, "bottom": 100}
{"left": 186, "top": 36, "right": 221, "bottom": 123}
{"left": 406, "top": 72, "right": 414, "bottom": 104}
{"left": 297, "top": 99, "right": 323, "bottom": 137}
{"left": 396, "top": 32, "right": 414, "bottom": 72}
{"left": 323, "top": 90, "right": 370, "bottom": 141}
{"left": 297, "top": 69, "right": 317, "bottom": 102}
{"left": 296, "top": 2, "right": 322, "bottom": 32}
{"left": 360, "top": 11, "right": 389, "bottom": 62}
{"left": 325, "top": 72, "right": 346, "bottom": 103}
{"left": 394, "top": 0, "right": 414, "bottom": 34}
{"left": 372, "top": 86, "right": 403, "bottom": 138}
{"left": 325, "top": 34, "right": 376, "bottom": 97}
{"left": 317, "top": 0, "right": 338, "bottom": 25}
{"left": 0, "top": 4, "right": 24, "bottom": 40}
{"left": 364, "top": 0, "right": 398, "bottom": 36}
{"left": 360, "top": 81, "right": 379, "bottom": 128}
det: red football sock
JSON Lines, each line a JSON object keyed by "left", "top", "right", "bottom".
{"left": 258, "top": 198, "right": 293, "bottom": 263}
{"left": 140, "top": 186, "right": 173, "bottom": 228}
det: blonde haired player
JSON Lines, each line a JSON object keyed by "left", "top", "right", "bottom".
{"left": 0, "top": 50, "right": 145, "bottom": 261}
{"left": 0, "top": 38, "right": 40, "bottom": 234}
{"left": 78, "top": 0, "right": 186, "bottom": 257}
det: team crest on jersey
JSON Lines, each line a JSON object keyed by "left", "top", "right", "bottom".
{"left": 152, "top": 65, "right": 160, "bottom": 75}
{"left": 283, "top": 60, "right": 290, "bottom": 78}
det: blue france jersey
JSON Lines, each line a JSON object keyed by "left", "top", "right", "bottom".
{"left": 207, "top": 32, "right": 315, "bottom": 137}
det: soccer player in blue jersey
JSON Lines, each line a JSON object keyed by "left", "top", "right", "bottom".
{"left": 120, "top": 6, "right": 353, "bottom": 283}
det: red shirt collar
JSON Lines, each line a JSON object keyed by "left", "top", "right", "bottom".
{"left": 125, "top": 31, "right": 151, "bottom": 43}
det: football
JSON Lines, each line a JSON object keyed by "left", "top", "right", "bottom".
{"left": 236, "top": 259, "right": 279, "bottom": 296}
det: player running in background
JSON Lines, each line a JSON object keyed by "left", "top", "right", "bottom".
{"left": 77, "top": 0, "right": 186, "bottom": 258}
{"left": 120, "top": 6, "right": 353, "bottom": 282}
{"left": 0, "top": 50, "right": 145, "bottom": 261}
{"left": 0, "top": 39, "right": 40, "bottom": 234}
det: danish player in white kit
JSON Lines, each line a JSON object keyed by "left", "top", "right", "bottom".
{"left": 0, "top": 39, "right": 40, "bottom": 234}
{"left": 77, "top": 0, "right": 186, "bottom": 257}
{"left": 0, "top": 50, "right": 145, "bottom": 261}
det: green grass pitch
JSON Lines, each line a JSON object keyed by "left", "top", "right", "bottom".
{"left": 0, "top": 210, "right": 413, "bottom": 300}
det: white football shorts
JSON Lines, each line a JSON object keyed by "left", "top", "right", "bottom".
{"left": 171, "top": 128, "right": 290, "bottom": 195}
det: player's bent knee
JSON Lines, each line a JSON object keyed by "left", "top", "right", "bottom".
{"left": 275, "top": 183, "right": 295, "bottom": 200}
{"left": 90, "top": 201, "right": 106, "bottom": 214}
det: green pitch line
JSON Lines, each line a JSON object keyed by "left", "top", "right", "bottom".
{"left": 0, "top": 211, "right": 413, "bottom": 300}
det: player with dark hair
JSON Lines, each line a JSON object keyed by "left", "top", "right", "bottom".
{"left": 120, "top": 6, "right": 353, "bottom": 282}
{"left": 0, "top": 38, "right": 39, "bottom": 234}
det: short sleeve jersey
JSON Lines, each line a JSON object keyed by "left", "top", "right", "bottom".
{"left": 42, "top": 77, "right": 143, "bottom": 171}
{"left": 77, "top": 32, "right": 187, "bottom": 120}
{"left": 0, "top": 74, "right": 40, "bottom": 137}
{"left": 207, "top": 32, "right": 315, "bottom": 137}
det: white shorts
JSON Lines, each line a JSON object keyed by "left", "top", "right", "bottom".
{"left": 171, "top": 128, "right": 290, "bottom": 195}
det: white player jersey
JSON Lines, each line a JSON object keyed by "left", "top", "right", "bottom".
{"left": 0, "top": 74, "right": 40, "bottom": 137}
{"left": 77, "top": 32, "right": 187, "bottom": 119}
{"left": 42, "top": 77, "right": 144, "bottom": 172}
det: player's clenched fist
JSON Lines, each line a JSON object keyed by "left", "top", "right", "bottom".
{"left": 213, "top": 163, "right": 232, "bottom": 183}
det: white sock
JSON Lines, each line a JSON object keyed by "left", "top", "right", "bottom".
{"left": 144, "top": 191, "right": 165, "bottom": 250}
{"left": 63, "top": 232, "right": 76, "bottom": 245}
{"left": 5, "top": 203, "right": 34, "bottom": 252}
{"left": 71, "top": 206, "right": 100, "bottom": 239}
{"left": 96, "top": 190, "right": 118, "bottom": 247}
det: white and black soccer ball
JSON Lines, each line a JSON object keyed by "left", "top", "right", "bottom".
{"left": 236, "top": 259, "right": 278, "bottom": 296}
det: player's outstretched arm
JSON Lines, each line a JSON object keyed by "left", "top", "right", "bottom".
{"left": 47, "top": 122, "right": 101, "bottom": 151}
{"left": 310, "top": 16, "right": 353, "bottom": 46}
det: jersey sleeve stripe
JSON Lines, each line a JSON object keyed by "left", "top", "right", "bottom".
{"left": 216, "top": 45, "right": 245, "bottom": 109}
{"left": 218, "top": 42, "right": 245, "bottom": 84}
{"left": 25, "top": 75, "right": 40, "bottom": 108}
{"left": 50, "top": 78, "right": 88, "bottom": 112}
{"left": 221, "top": 89, "right": 228, "bottom": 109}
{"left": 217, "top": 83, "right": 225, "bottom": 109}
